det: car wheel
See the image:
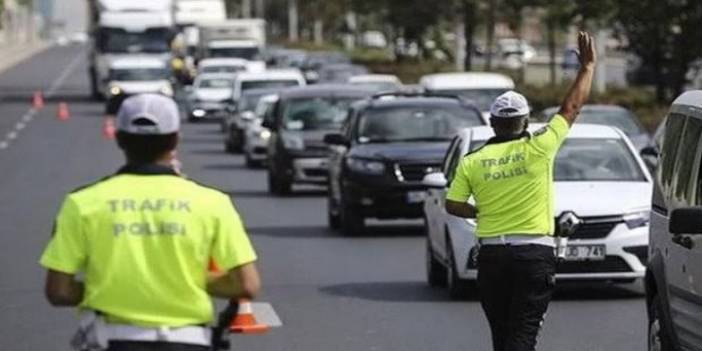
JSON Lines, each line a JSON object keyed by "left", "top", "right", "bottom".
{"left": 340, "top": 195, "right": 364, "bottom": 236}
{"left": 225, "top": 140, "right": 236, "bottom": 153}
{"left": 648, "top": 294, "right": 674, "bottom": 351}
{"left": 268, "top": 168, "right": 291, "bottom": 196}
{"left": 231, "top": 129, "right": 244, "bottom": 152}
{"left": 327, "top": 192, "right": 341, "bottom": 230}
{"left": 426, "top": 237, "right": 447, "bottom": 287}
{"left": 447, "top": 237, "right": 471, "bottom": 300}
{"left": 245, "top": 152, "right": 258, "bottom": 168}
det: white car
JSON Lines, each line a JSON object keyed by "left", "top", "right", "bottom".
{"left": 106, "top": 57, "right": 174, "bottom": 99}
{"left": 423, "top": 124, "right": 653, "bottom": 298}
{"left": 419, "top": 72, "right": 515, "bottom": 119}
{"left": 348, "top": 74, "right": 402, "bottom": 92}
{"left": 187, "top": 73, "right": 235, "bottom": 121}
{"left": 197, "top": 58, "right": 265, "bottom": 75}
{"left": 243, "top": 94, "right": 278, "bottom": 167}
{"left": 231, "top": 69, "right": 306, "bottom": 103}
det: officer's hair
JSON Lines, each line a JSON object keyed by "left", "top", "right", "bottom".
{"left": 116, "top": 132, "right": 178, "bottom": 164}
{"left": 490, "top": 115, "right": 529, "bottom": 136}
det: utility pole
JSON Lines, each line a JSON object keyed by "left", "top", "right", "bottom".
{"left": 288, "top": 0, "right": 298, "bottom": 42}
{"left": 455, "top": 14, "right": 466, "bottom": 72}
{"left": 255, "top": 0, "right": 265, "bottom": 18}
{"left": 594, "top": 29, "right": 607, "bottom": 93}
{"left": 241, "top": 0, "right": 252, "bottom": 18}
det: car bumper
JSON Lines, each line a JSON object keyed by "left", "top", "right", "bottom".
{"left": 189, "top": 106, "right": 228, "bottom": 120}
{"left": 456, "top": 224, "right": 648, "bottom": 282}
{"left": 245, "top": 136, "right": 269, "bottom": 161}
{"left": 343, "top": 180, "right": 426, "bottom": 219}
{"left": 291, "top": 157, "right": 329, "bottom": 184}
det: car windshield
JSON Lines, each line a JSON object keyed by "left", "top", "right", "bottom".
{"left": 109, "top": 68, "right": 169, "bottom": 81}
{"left": 429, "top": 89, "right": 509, "bottom": 111}
{"left": 201, "top": 65, "right": 245, "bottom": 74}
{"left": 470, "top": 138, "right": 646, "bottom": 182}
{"left": 358, "top": 105, "right": 484, "bottom": 143}
{"left": 239, "top": 93, "right": 268, "bottom": 112}
{"left": 282, "top": 97, "right": 360, "bottom": 131}
{"left": 99, "top": 28, "right": 171, "bottom": 54}
{"left": 208, "top": 47, "right": 260, "bottom": 60}
{"left": 198, "top": 78, "right": 233, "bottom": 89}
{"left": 241, "top": 80, "right": 300, "bottom": 91}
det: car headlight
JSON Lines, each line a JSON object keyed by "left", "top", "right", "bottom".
{"left": 345, "top": 158, "right": 385, "bottom": 175}
{"left": 281, "top": 134, "right": 304, "bottom": 150}
{"left": 623, "top": 210, "right": 650, "bottom": 229}
{"left": 192, "top": 109, "right": 206, "bottom": 117}
{"left": 109, "top": 86, "right": 122, "bottom": 96}
{"left": 258, "top": 129, "right": 271, "bottom": 140}
{"left": 159, "top": 85, "right": 174, "bottom": 97}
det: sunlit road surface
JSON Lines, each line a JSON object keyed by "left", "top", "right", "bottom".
{"left": 0, "top": 46, "right": 646, "bottom": 351}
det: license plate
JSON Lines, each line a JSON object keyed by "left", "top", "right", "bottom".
{"left": 564, "top": 244, "right": 606, "bottom": 261}
{"left": 406, "top": 191, "right": 427, "bottom": 203}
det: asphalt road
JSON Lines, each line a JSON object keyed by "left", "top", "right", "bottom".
{"left": 0, "top": 46, "right": 647, "bottom": 351}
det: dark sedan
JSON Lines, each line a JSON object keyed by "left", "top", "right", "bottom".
{"left": 324, "top": 93, "right": 485, "bottom": 235}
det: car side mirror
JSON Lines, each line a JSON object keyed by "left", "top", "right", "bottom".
{"left": 422, "top": 172, "right": 447, "bottom": 189}
{"left": 670, "top": 207, "right": 702, "bottom": 235}
{"left": 323, "top": 133, "right": 349, "bottom": 146}
{"left": 241, "top": 111, "right": 256, "bottom": 121}
{"left": 641, "top": 146, "right": 659, "bottom": 158}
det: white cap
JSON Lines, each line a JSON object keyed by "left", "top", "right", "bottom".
{"left": 490, "top": 91, "right": 530, "bottom": 118}
{"left": 117, "top": 94, "right": 180, "bottom": 135}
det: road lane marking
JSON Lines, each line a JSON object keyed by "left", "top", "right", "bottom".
{"left": 0, "top": 50, "right": 84, "bottom": 152}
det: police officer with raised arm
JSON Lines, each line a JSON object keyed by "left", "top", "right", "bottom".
{"left": 40, "top": 94, "right": 261, "bottom": 351}
{"left": 445, "top": 32, "right": 597, "bottom": 351}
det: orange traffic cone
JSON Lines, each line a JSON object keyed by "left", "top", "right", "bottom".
{"left": 229, "top": 299, "right": 269, "bottom": 334}
{"left": 32, "top": 91, "right": 44, "bottom": 109}
{"left": 57, "top": 102, "right": 70, "bottom": 121}
{"left": 102, "top": 118, "right": 116, "bottom": 140}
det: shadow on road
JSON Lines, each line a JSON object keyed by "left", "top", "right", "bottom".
{"left": 227, "top": 189, "right": 326, "bottom": 199}
{"left": 319, "top": 281, "right": 472, "bottom": 302}
{"left": 552, "top": 282, "right": 644, "bottom": 301}
{"left": 181, "top": 137, "right": 222, "bottom": 145}
{"left": 247, "top": 225, "right": 337, "bottom": 238}
{"left": 203, "top": 163, "right": 249, "bottom": 171}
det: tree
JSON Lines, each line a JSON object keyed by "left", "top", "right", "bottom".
{"left": 616, "top": 0, "right": 702, "bottom": 102}
{"left": 542, "top": 0, "right": 575, "bottom": 86}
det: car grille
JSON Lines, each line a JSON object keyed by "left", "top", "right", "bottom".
{"left": 304, "top": 169, "right": 328, "bottom": 178}
{"left": 562, "top": 216, "right": 623, "bottom": 240}
{"left": 395, "top": 163, "right": 442, "bottom": 182}
{"left": 556, "top": 256, "right": 632, "bottom": 274}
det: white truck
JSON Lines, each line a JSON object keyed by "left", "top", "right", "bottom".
{"left": 198, "top": 19, "right": 266, "bottom": 62}
{"left": 87, "top": 0, "right": 175, "bottom": 99}
{"left": 174, "top": 0, "right": 227, "bottom": 58}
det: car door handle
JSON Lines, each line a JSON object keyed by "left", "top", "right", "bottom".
{"left": 672, "top": 235, "right": 695, "bottom": 249}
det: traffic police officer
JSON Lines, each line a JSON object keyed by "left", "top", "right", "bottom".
{"left": 445, "top": 32, "right": 596, "bottom": 351}
{"left": 40, "top": 94, "right": 261, "bottom": 351}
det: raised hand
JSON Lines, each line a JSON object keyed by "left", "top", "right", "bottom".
{"left": 577, "top": 31, "right": 597, "bottom": 70}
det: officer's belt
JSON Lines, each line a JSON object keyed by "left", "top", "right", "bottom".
{"left": 103, "top": 323, "right": 211, "bottom": 346}
{"left": 479, "top": 235, "right": 556, "bottom": 247}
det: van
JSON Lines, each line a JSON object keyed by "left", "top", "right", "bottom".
{"left": 646, "top": 90, "right": 702, "bottom": 351}
{"left": 419, "top": 72, "right": 515, "bottom": 118}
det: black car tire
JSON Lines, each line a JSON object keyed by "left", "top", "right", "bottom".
{"left": 245, "top": 153, "right": 260, "bottom": 168}
{"left": 225, "top": 140, "right": 236, "bottom": 153}
{"left": 447, "top": 237, "right": 471, "bottom": 300}
{"left": 327, "top": 193, "right": 341, "bottom": 230}
{"left": 340, "top": 196, "right": 364, "bottom": 236}
{"left": 268, "top": 169, "right": 291, "bottom": 195}
{"left": 230, "top": 129, "right": 244, "bottom": 153}
{"left": 426, "top": 237, "right": 447, "bottom": 287}
{"left": 648, "top": 294, "right": 675, "bottom": 351}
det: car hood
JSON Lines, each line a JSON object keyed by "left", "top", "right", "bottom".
{"left": 113, "top": 80, "right": 170, "bottom": 94}
{"left": 554, "top": 181, "right": 652, "bottom": 217}
{"left": 348, "top": 141, "right": 450, "bottom": 163}
{"left": 281, "top": 130, "right": 336, "bottom": 149}
{"left": 195, "top": 88, "right": 232, "bottom": 102}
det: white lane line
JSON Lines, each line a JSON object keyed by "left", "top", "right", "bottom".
{"left": 0, "top": 50, "right": 84, "bottom": 152}
{"left": 252, "top": 302, "right": 283, "bottom": 328}
{"left": 45, "top": 50, "right": 85, "bottom": 98}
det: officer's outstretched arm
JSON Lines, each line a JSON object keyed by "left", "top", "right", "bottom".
{"left": 445, "top": 200, "right": 478, "bottom": 219}
{"left": 45, "top": 270, "right": 84, "bottom": 307}
{"left": 207, "top": 262, "right": 261, "bottom": 300}
{"left": 559, "top": 32, "right": 597, "bottom": 126}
